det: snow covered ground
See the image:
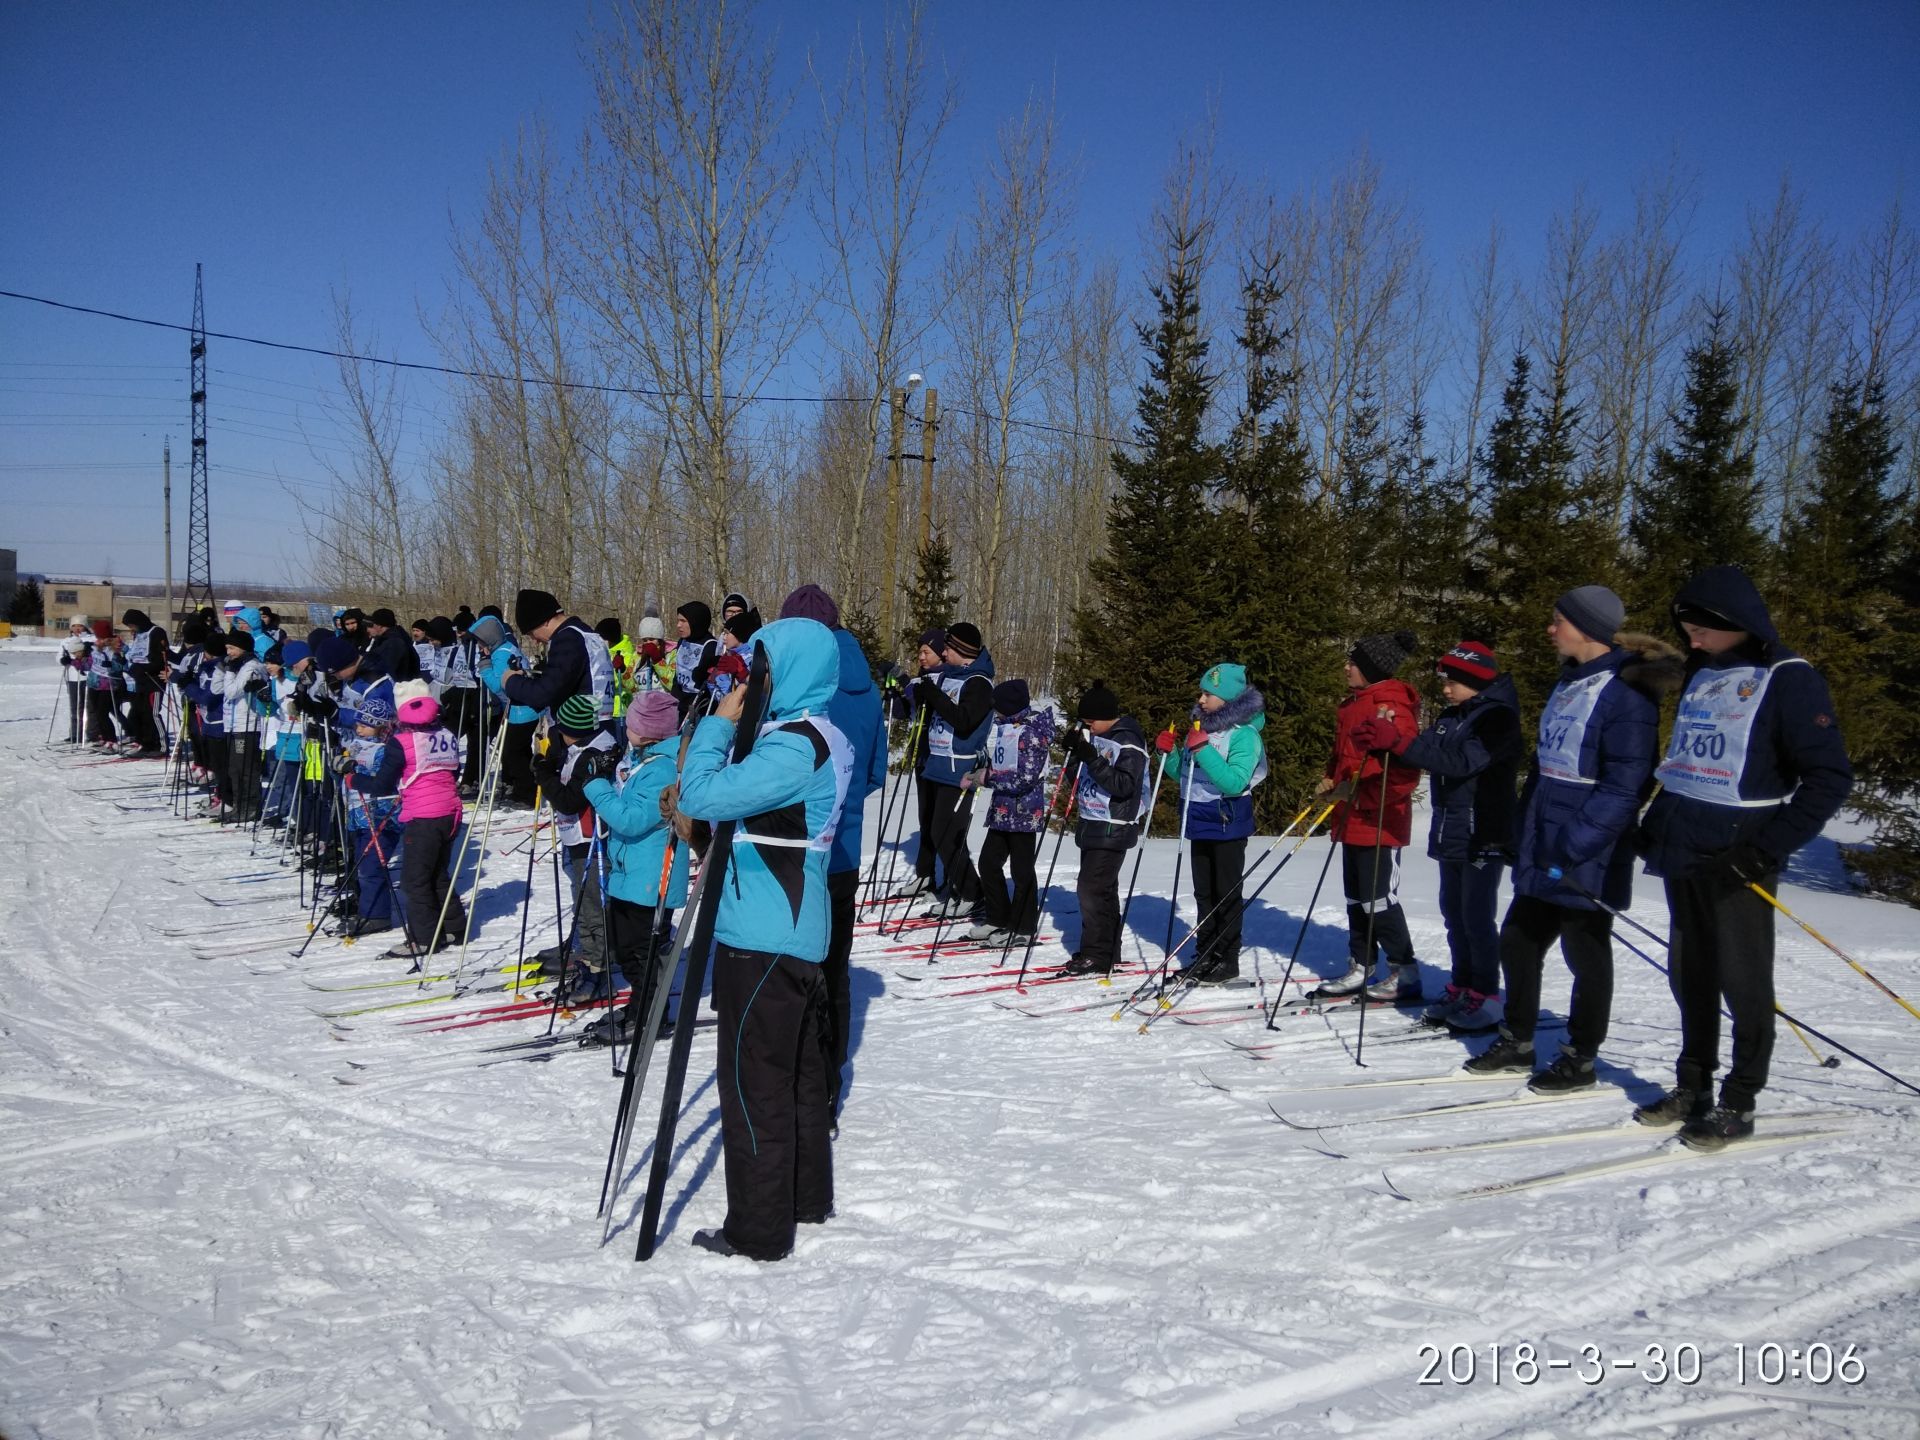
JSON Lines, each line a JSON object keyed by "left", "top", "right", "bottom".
{"left": 2, "top": 638, "right": 1918, "bottom": 1439}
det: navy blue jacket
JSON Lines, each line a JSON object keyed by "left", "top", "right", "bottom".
{"left": 1640, "top": 566, "right": 1853, "bottom": 878}
{"left": 827, "top": 627, "right": 887, "bottom": 876}
{"left": 1514, "top": 639, "right": 1680, "bottom": 911}
{"left": 1399, "top": 673, "right": 1522, "bottom": 863}
{"left": 502, "top": 616, "right": 596, "bottom": 717}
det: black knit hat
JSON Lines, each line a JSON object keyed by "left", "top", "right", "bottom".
{"left": 181, "top": 618, "right": 208, "bottom": 646}
{"left": 992, "top": 679, "right": 1031, "bottom": 716}
{"left": 917, "top": 627, "right": 948, "bottom": 654}
{"left": 1350, "top": 629, "right": 1418, "bottom": 685}
{"left": 946, "top": 621, "right": 983, "bottom": 660}
{"left": 594, "top": 618, "right": 624, "bottom": 646}
{"left": 426, "top": 616, "right": 457, "bottom": 646}
{"left": 1077, "top": 679, "right": 1120, "bottom": 723}
{"left": 222, "top": 627, "right": 251, "bottom": 651}
{"left": 723, "top": 607, "right": 763, "bottom": 643}
{"left": 515, "top": 588, "right": 563, "bottom": 635}
{"left": 369, "top": 607, "right": 399, "bottom": 629}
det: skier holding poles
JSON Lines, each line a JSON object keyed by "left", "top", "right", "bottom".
{"left": 1155, "top": 663, "right": 1268, "bottom": 986}
{"left": 1060, "top": 681, "right": 1148, "bottom": 977}
{"left": 910, "top": 623, "right": 994, "bottom": 920}
{"left": 1635, "top": 565, "right": 1853, "bottom": 1148}
{"left": 969, "top": 679, "right": 1056, "bottom": 949}
{"left": 1465, "top": 586, "right": 1680, "bottom": 1088}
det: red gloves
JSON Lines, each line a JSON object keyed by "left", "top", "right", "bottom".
{"left": 1154, "top": 730, "right": 1176, "bottom": 754}
{"left": 709, "top": 652, "right": 749, "bottom": 684}
{"left": 1185, "top": 729, "right": 1209, "bottom": 751}
{"left": 1353, "top": 714, "right": 1405, "bottom": 754}
{"left": 640, "top": 639, "right": 666, "bottom": 663}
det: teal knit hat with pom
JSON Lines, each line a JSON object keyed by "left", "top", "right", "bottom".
{"left": 1199, "top": 663, "right": 1248, "bottom": 702}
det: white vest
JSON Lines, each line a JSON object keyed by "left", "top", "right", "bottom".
{"left": 735, "top": 716, "right": 855, "bottom": 855}
{"left": 1656, "top": 660, "right": 1805, "bottom": 807}
{"left": 926, "top": 674, "right": 982, "bottom": 763}
{"left": 1535, "top": 670, "right": 1613, "bottom": 785}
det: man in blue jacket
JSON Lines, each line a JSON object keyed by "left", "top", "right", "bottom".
{"left": 1637, "top": 565, "right": 1853, "bottom": 1149}
{"left": 912, "top": 622, "right": 995, "bottom": 920}
{"left": 676, "top": 616, "right": 855, "bottom": 1261}
{"left": 779, "top": 584, "right": 885, "bottom": 1117}
{"left": 1467, "top": 586, "right": 1681, "bottom": 1090}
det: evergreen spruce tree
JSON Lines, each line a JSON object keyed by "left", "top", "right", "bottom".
{"left": 1777, "top": 375, "right": 1904, "bottom": 776}
{"left": 1627, "top": 310, "right": 1762, "bottom": 619}
{"left": 1470, "top": 352, "right": 1618, "bottom": 720}
{"left": 898, "top": 533, "right": 959, "bottom": 661}
{"left": 1214, "top": 260, "right": 1344, "bottom": 822}
{"left": 1069, "top": 216, "right": 1226, "bottom": 732}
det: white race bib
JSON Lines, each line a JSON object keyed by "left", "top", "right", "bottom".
{"left": 1535, "top": 670, "right": 1612, "bottom": 785}
{"left": 1656, "top": 660, "right": 1803, "bottom": 807}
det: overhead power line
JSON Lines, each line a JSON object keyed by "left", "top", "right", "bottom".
{"left": 0, "top": 285, "right": 1139, "bottom": 451}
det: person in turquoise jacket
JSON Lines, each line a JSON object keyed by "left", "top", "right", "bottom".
{"left": 1155, "top": 662, "right": 1269, "bottom": 985}
{"left": 675, "top": 616, "right": 855, "bottom": 1262}
{"left": 470, "top": 613, "right": 541, "bottom": 807}
{"left": 578, "top": 690, "right": 692, "bottom": 1048}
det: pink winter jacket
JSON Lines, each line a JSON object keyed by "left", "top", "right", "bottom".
{"left": 396, "top": 724, "right": 463, "bottom": 824}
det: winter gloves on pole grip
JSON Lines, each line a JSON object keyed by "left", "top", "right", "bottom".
{"left": 1352, "top": 714, "right": 1410, "bottom": 755}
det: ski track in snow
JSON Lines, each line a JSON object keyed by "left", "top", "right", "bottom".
{"left": 2, "top": 639, "right": 1917, "bottom": 1438}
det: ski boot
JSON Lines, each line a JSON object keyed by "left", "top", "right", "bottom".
{"left": 1527, "top": 1047, "right": 1596, "bottom": 1094}
{"left": 1678, "top": 1105, "right": 1755, "bottom": 1152}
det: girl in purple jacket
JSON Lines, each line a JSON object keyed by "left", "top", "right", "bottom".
{"left": 969, "top": 680, "right": 1056, "bottom": 943}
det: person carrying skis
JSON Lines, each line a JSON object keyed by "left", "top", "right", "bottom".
{"left": 1635, "top": 565, "right": 1853, "bottom": 1149}
{"left": 385, "top": 693, "right": 468, "bottom": 961}
{"left": 1354, "top": 640, "right": 1521, "bottom": 1032}
{"left": 1314, "top": 632, "right": 1423, "bottom": 1003}
{"left": 912, "top": 621, "right": 994, "bottom": 921}
{"left": 1062, "top": 681, "right": 1148, "bottom": 976}
{"left": 675, "top": 616, "right": 854, "bottom": 1262}
{"left": 970, "top": 678, "right": 1057, "bottom": 947}
{"left": 57, "top": 615, "right": 91, "bottom": 744}
{"left": 117, "top": 608, "right": 170, "bottom": 757}
{"left": 779, "top": 583, "right": 884, "bottom": 1114}
{"left": 670, "top": 601, "right": 719, "bottom": 718}
{"left": 1157, "top": 663, "right": 1268, "bottom": 985}
{"left": 530, "top": 692, "right": 622, "bottom": 999}
{"left": 577, "top": 691, "right": 692, "bottom": 1047}
{"left": 1467, "top": 586, "right": 1680, "bottom": 1089}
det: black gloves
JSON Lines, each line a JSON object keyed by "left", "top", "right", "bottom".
{"left": 578, "top": 749, "right": 621, "bottom": 784}
{"left": 1695, "top": 843, "right": 1774, "bottom": 889}
{"left": 243, "top": 675, "right": 270, "bottom": 697}
{"left": 1064, "top": 730, "right": 1098, "bottom": 766}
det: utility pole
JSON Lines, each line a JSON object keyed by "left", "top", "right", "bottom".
{"left": 879, "top": 387, "right": 905, "bottom": 648}
{"left": 917, "top": 388, "right": 938, "bottom": 553}
{"left": 183, "top": 264, "right": 213, "bottom": 612}
{"left": 162, "top": 437, "right": 174, "bottom": 629}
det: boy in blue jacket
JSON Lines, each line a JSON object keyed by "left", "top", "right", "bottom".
{"left": 675, "top": 617, "right": 855, "bottom": 1261}
{"left": 1637, "top": 566, "right": 1853, "bottom": 1149}
{"left": 1466, "top": 586, "right": 1681, "bottom": 1090}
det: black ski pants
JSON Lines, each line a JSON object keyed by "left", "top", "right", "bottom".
{"left": 503, "top": 718, "right": 538, "bottom": 806}
{"left": 442, "top": 687, "right": 483, "bottom": 786}
{"left": 1191, "top": 837, "right": 1249, "bottom": 975}
{"left": 978, "top": 829, "right": 1040, "bottom": 934}
{"left": 1344, "top": 842, "right": 1416, "bottom": 973}
{"left": 1500, "top": 893, "right": 1615, "bottom": 1053}
{"left": 824, "top": 868, "right": 857, "bottom": 1108}
{"left": 1075, "top": 844, "right": 1126, "bottom": 970}
{"left": 122, "top": 685, "right": 162, "bottom": 752}
{"left": 920, "top": 779, "right": 980, "bottom": 903}
{"left": 85, "top": 688, "right": 118, "bottom": 744}
{"left": 607, "top": 896, "right": 677, "bottom": 1021}
{"left": 64, "top": 680, "right": 85, "bottom": 742}
{"left": 225, "top": 730, "right": 262, "bottom": 821}
{"left": 1665, "top": 869, "right": 1779, "bottom": 1111}
{"left": 711, "top": 944, "right": 834, "bottom": 1261}
{"left": 401, "top": 813, "right": 466, "bottom": 948}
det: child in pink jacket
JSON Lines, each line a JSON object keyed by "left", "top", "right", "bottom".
{"left": 389, "top": 693, "right": 466, "bottom": 961}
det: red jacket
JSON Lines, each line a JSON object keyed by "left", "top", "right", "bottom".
{"left": 1328, "top": 678, "right": 1421, "bottom": 847}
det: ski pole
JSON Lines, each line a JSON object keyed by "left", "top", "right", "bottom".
{"left": 1159, "top": 723, "right": 1200, "bottom": 988}
{"left": 874, "top": 706, "right": 929, "bottom": 918}
{"left": 425, "top": 717, "right": 510, "bottom": 988}
{"left": 1745, "top": 884, "right": 1920, "bottom": 1024}
{"left": 1353, "top": 752, "right": 1396, "bottom": 1067}
{"left": 861, "top": 700, "right": 917, "bottom": 909}
{"left": 599, "top": 830, "right": 683, "bottom": 1225}
{"left": 1136, "top": 803, "right": 1337, "bottom": 1031}
{"left": 1268, "top": 826, "right": 1341, "bottom": 1027}
{"left": 510, "top": 787, "right": 549, "bottom": 1000}
{"left": 45, "top": 664, "right": 64, "bottom": 745}
{"left": 998, "top": 751, "right": 1078, "bottom": 969}
{"left": 1014, "top": 763, "right": 1081, "bottom": 987}
{"left": 544, "top": 825, "right": 604, "bottom": 1037}
{"left": 1115, "top": 750, "right": 1170, "bottom": 961}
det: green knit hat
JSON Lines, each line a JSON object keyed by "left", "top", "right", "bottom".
{"left": 1199, "top": 662, "right": 1248, "bottom": 702}
{"left": 555, "top": 693, "right": 600, "bottom": 734}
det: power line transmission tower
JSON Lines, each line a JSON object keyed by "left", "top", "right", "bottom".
{"left": 183, "top": 263, "right": 213, "bottom": 612}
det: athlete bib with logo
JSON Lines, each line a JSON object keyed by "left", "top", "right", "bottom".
{"left": 1655, "top": 660, "right": 1803, "bottom": 807}
{"left": 1182, "top": 727, "right": 1268, "bottom": 805}
{"left": 1534, "top": 670, "right": 1613, "bottom": 785}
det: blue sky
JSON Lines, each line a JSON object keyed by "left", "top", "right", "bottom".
{"left": 3, "top": 1, "right": 1915, "bottom": 589}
